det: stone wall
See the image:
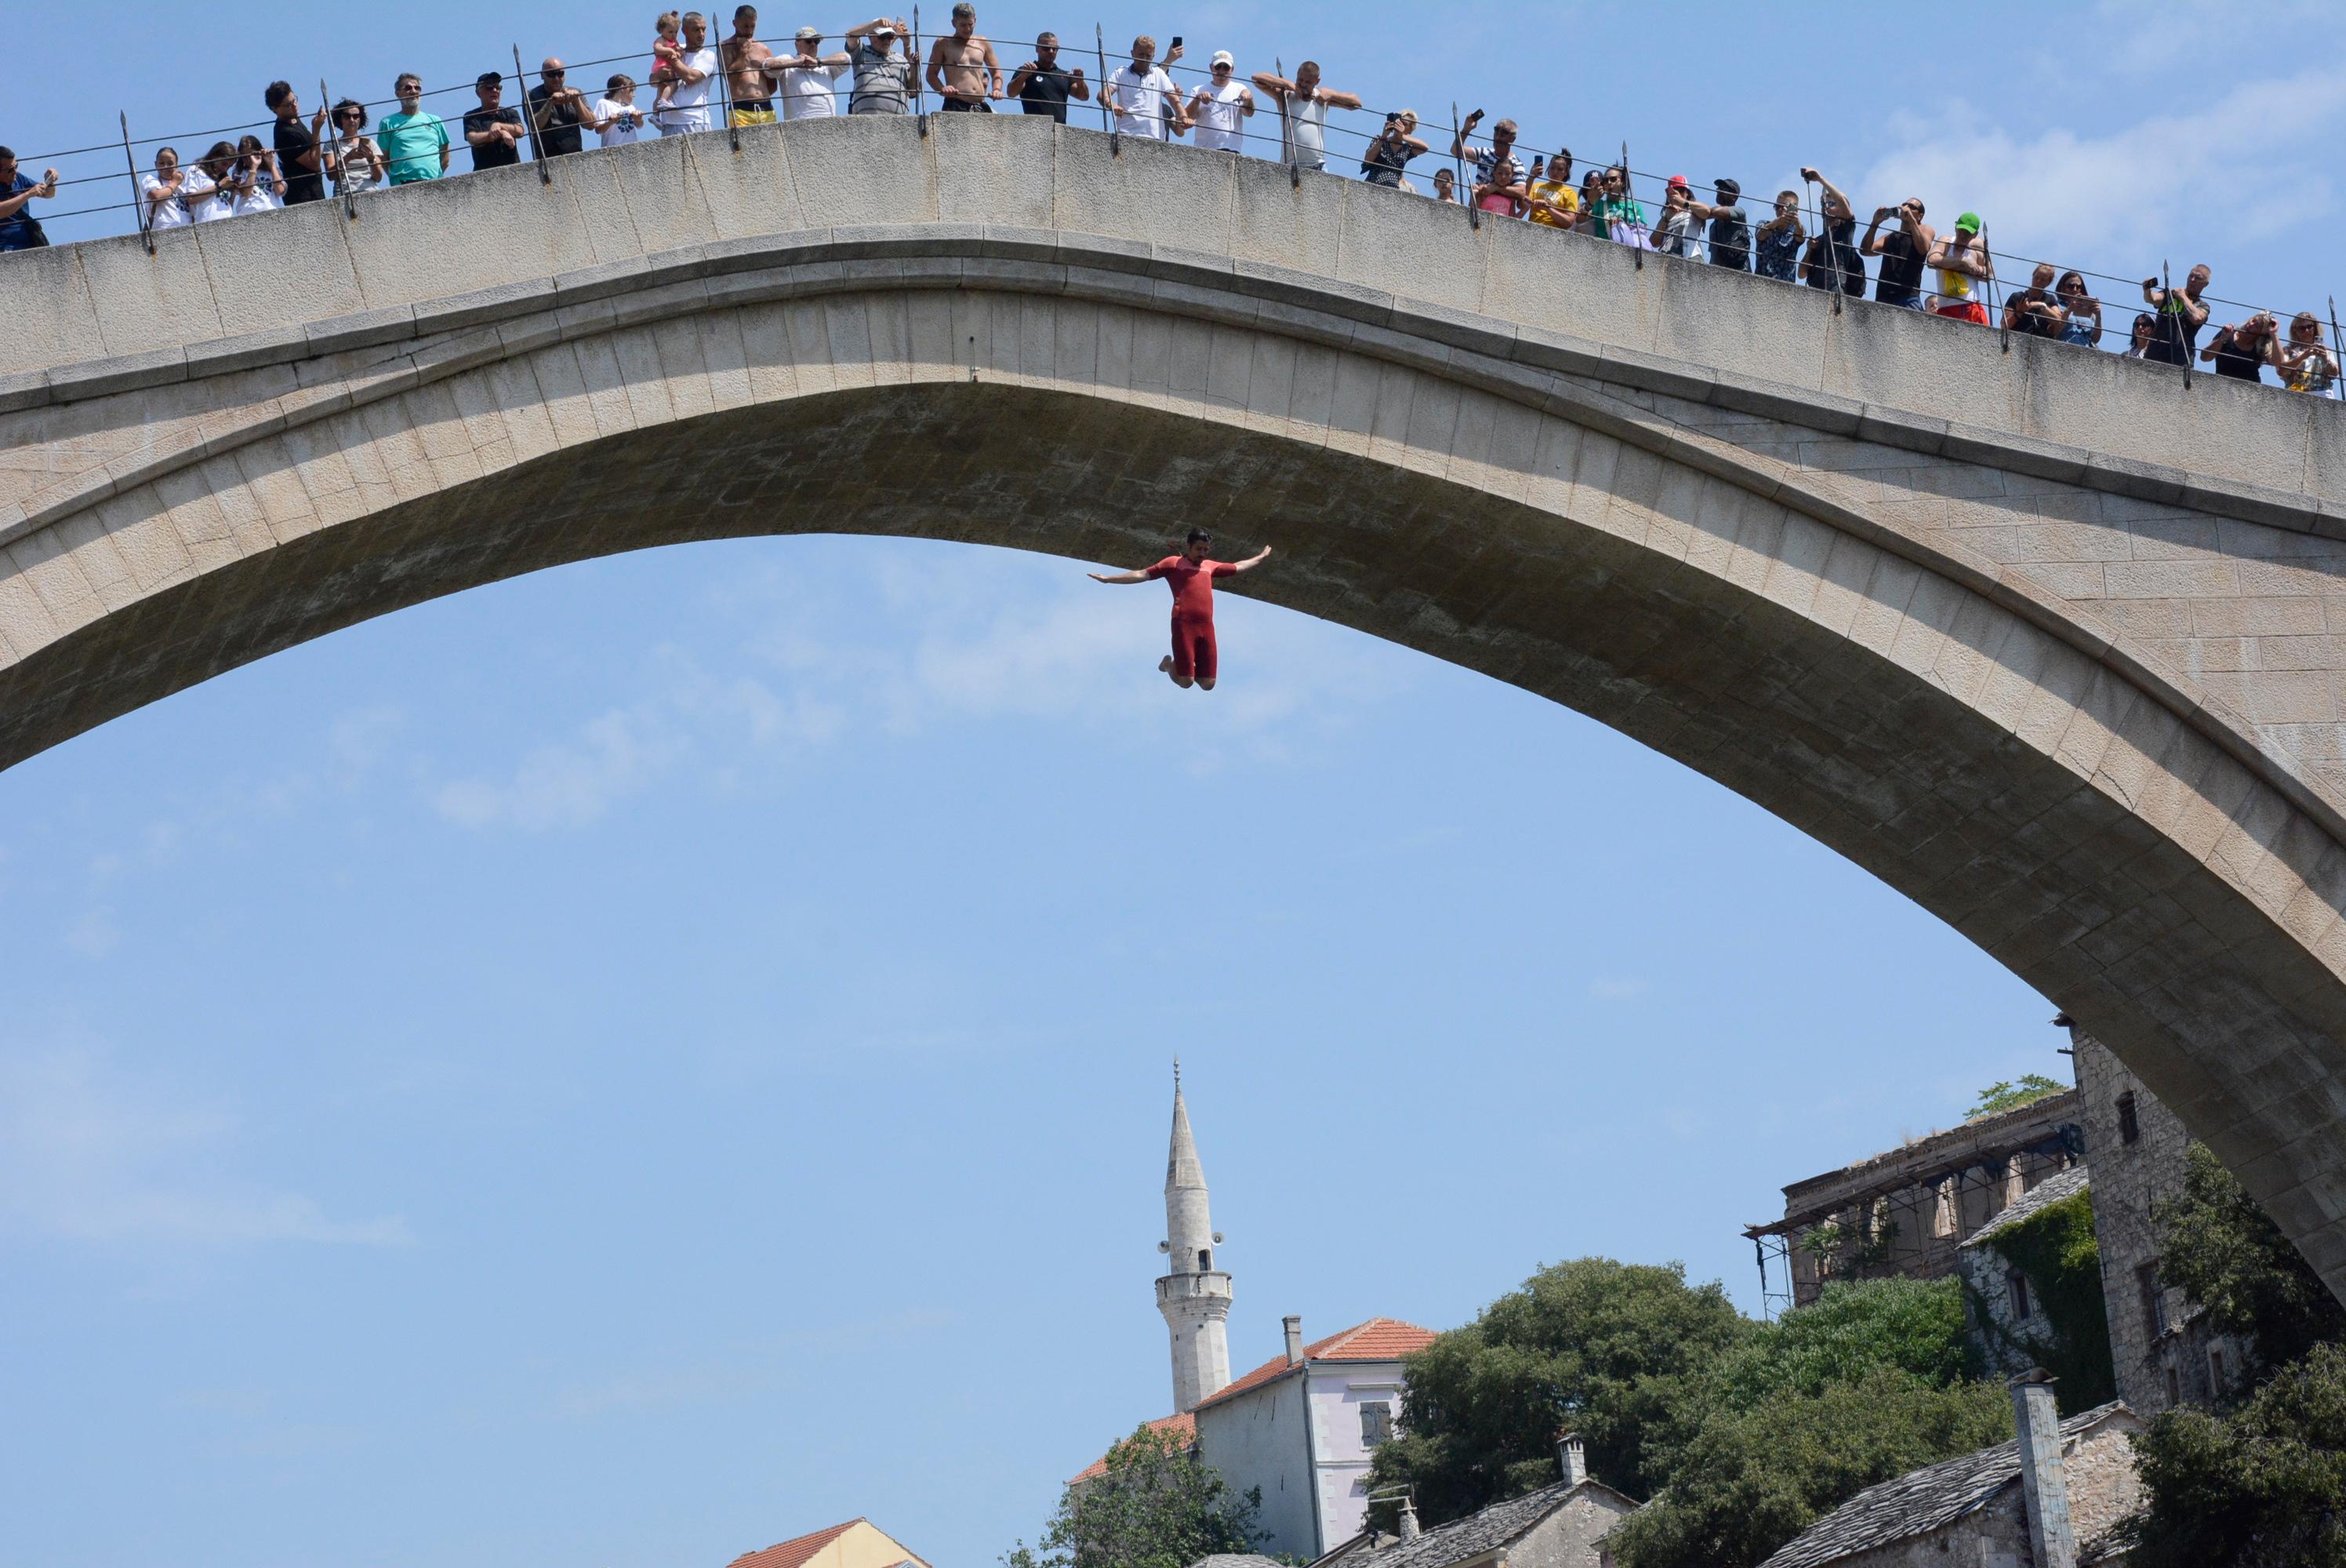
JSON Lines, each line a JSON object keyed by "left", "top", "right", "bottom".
{"left": 2071, "top": 1029, "right": 2242, "bottom": 1414}
{"left": 1517, "top": 1491, "right": 1638, "bottom": 1568}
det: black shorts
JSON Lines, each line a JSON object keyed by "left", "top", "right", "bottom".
{"left": 940, "top": 97, "right": 993, "bottom": 111}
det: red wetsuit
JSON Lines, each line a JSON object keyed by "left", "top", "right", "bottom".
{"left": 1144, "top": 555, "right": 1237, "bottom": 680}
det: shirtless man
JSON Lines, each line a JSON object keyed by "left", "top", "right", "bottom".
{"left": 722, "top": 4, "right": 777, "bottom": 125}
{"left": 926, "top": 2, "right": 1001, "bottom": 111}
{"left": 1089, "top": 530, "right": 1273, "bottom": 691}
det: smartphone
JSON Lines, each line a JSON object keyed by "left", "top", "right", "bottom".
{"left": 1171, "top": 35, "right": 1182, "bottom": 48}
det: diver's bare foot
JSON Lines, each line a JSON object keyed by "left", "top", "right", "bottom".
{"left": 1160, "top": 656, "right": 1174, "bottom": 674}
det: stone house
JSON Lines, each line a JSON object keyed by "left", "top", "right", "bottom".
{"left": 721, "top": 1519, "right": 932, "bottom": 1568}
{"left": 1309, "top": 1436, "right": 1640, "bottom": 1568}
{"left": 1746, "top": 1094, "right": 2084, "bottom": 1309}
{"left": 2064, "top": 1022, "right": 2245, "bottom": 1414}
{"left": 1956, "top": 1164, "right": 2098, "bottom": 1384}
{"left": 1757, "top": 1377, "right": 2142, "bottom": 1568}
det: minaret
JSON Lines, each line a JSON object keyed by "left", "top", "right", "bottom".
{"left": 1157, "top": 1062, "right": 1234, "bottom": 1414}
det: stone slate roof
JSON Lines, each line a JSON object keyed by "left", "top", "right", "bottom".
{"left": 1343, "top": 1479, "right": 1640, "bottom": 1568}
{"left": 1959, "top": 1164, "right": 2092, "bottom": 1250}
{"left": 1757, "top": 1403, "right": 2134, "bottom": 1568}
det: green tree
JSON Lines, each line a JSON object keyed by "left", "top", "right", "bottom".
{"left": 2156, "top": 1142, "right": 2346, "bottom": 1381}
{"left": 1365, "top": 1258, "right": 1746, "bottom": 1521}
{"left": 2124, "top": 1341, "right": 2346, "bottom": 1567}
{"left": 1603, "top": 1367, "right": 2013, "bottom": 1568}
{"left": 1002, "top": 1422, "right": 1263, "bottom": 1568}
{"left": 1966, "top": 1074, "right": 2066, "bottom": 1119}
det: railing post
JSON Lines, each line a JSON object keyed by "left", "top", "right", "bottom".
{"left": 1624, "top": 140, "right": 1638, "bottom": 268}
{"left": 2330, "top": 296, "right": 2343, "bottom": 401}
{"left": 514, "top": 45, "right": 553, "bottom": 183}
{"left": 321, "top": 78, "right": 356, "bottom": 220}
{"left": 717, "top": 17, "right": 740, "bottom": 150}
{"left": 1988, "top": 223, "right": 2010, "bottom": 353}
{"left": 2166, "top": 261, "right": 2191, "bottom": 390}
{"left": 120, "top": 111, "right": 153, "bottom": 254}
{"left": 1450, "top": 102, "right": 1465, "bottom": 224}
{"left": 1098, "top": 24, "right": 1116, "bottom": 152}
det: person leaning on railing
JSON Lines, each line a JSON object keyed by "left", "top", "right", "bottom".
{"left": 0, "top": 147, "right": 59, "bottom": 250}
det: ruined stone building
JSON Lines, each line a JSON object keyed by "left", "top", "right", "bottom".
{"left": 1955, "top": 1163, "right": 2095, "bottom": 1385}
{"left": 1757, "top": 1376, "right": 2142, "bottom": 1568}
{"left": 2063, "top": 1022, "right": 2244, "bottom": 1416}
{"left": 1745, "top": 1092, "right": 2084, "bottom": 1311}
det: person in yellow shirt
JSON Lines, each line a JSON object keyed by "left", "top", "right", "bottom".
{"left": 1526, "top": 147, "right": 1578, "bottom": 230}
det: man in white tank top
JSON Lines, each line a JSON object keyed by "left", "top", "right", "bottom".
{"left": 1183, "top": 51, "right": 1255, "bottom": 153}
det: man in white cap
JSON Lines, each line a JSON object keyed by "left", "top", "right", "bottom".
{"left": 767, "top": 26, "right": 852, "bottom": 118}
{"left": 1185, "top": 52, "right": 1254, "bottom": 152}
{"left": 844, "top": 16, "right": 915, "bottom": 114}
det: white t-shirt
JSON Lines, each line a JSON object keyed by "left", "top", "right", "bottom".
{"left": 192, "top": 172, "right": 238, "bottom": 223}
{"left": 660, "top": 45, "right": 719, "bottom": 132}
{"left": 1106, "top": 64, "right": 1176, "bottom": 139}
{"left": 1278, "top": 93, "right": 1328, "bottom": 169}
{"left": 778, "top": 59, "right": 847, "bottom": 119}
{"left": 141, "top": 171, "right": 194, "bottom": 229}
{"left": 1189, "top": 79, "right": 1247, "bottom": 151}
{"left": 234, "top": 169, "right": 281, "bottom": 216}
{"left": 595, "top": 97, "right": 646, "bottom": 144}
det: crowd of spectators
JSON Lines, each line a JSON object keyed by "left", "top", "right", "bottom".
{"left": 0, "top": 7, "right": 2339, "bottom": 395}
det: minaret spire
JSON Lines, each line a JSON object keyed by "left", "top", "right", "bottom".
{"left": 1157, "top": 1067, "right": 1233, "bottom": 1414}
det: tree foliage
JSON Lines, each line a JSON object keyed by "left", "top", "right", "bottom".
{"left": 1364, "top": 1258, "right": 1746, "bottom": 1522}
{"left": 1966, "top": 1074, "right": 2066, "bottom": 1120}
{"left": 1602, "top": 1367, "right": 2012, "bottom": 1568}
{"left": 2156, "top": 1142, "right": 2346, "bottom": 1380}
{"left": 1002, "top": 1422, "right": 1263, "bottom": 1568}
{"left": 2124, "top": 1341, "right": 2346, "bottom": 1568}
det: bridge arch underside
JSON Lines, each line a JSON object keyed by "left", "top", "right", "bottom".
{"left": 8, "top": 280, "right": 2346, "bottom": 1297}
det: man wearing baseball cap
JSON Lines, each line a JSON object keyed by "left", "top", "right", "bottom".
{"left": 767, "top": 27, "right": 852, "bottom": 119}
{"left": 1927, "top": 212, "right": 1994, "bottom": 325}
{"left": 845, "top": 16, "right": 915, "bottom": 114}
{"left": 463, "top": 71, "right": 526, "bottom": 172}
{"left": 1686, "top": 176, "right": 1750, "bottom": 270}
{"left": 1186, "top": 52, "right": 1254, "bottom": 152}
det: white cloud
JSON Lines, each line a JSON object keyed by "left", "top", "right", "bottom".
{"left": 64, "top": 907, "right": 119, "bottom": 959}
{"left": 0, "top": 1043, "right": 412, "bottom": 1249}
{"left": 1861, "top": 65, "right": 2346, "bottom": 291}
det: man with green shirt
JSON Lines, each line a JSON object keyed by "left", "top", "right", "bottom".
{"left": 378, "top": 73, "right": 451, "bottom": 184}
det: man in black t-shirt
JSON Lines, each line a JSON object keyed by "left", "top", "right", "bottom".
{"left": 1797, "top": 166, "right": 1867, "bottom": 297}
{"left": 1006, "top": 32, "right": 1089, "bottom": 122}
{"left": 264, "top": 81, "right": 329, "bottom": 204}
{"left": 464, "top": 71, "right": 526, "bottom": 171}
{"left": 528, "top": 58, "right": 591, "bottom": 157}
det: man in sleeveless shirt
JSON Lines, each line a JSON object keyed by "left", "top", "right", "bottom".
{"left": 1861, "top": 198, "right": 1935, "bottom": 309}
{"left": 1088, "top": 530, "right": 1274, "bottom": 691}
{"left": 1927, "top": 215, "right": 1995, "bottom": 325}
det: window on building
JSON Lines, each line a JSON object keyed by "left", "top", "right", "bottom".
{"left": 1360, "top": 1401, "right": 1393, "bottom": 1448}
{"left": 2006, "top": 1269, "right": 2033, "bottom": 1321}
{"left": 2164, "top": 1365, "right": 2181, "bottom": 1407}
{"left": 2139, "top": 1261, "right": 2168, "bottom": 1336}
{"left": 2118, "top": 1092, "right": 2140, "bottom": 1145}
{"left": 1932, "top": 1178, "right": 1956, "bottom": 1240}
{"left": 1198, "top": 1249, "right": 1211, "bottom": 1272}
{"left": 2210, "top": 1347, "right": 2228, "bottom": 1396}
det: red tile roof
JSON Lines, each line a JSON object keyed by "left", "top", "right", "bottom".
{"left": 725, "top": 1519, "right": 871, "bottom": 1568}
{"left": 1196, "top": 1318, "right": 1436, "bottom": 1411}
{"left": 1069, "top": 1410, "right": 1196, "bottom": 1483}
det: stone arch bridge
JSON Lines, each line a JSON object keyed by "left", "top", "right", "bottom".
{"left": 4, "top": 115, "right": 2345, "bottom": 1298}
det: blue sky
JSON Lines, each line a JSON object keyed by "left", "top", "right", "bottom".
{"left": 7, "top": 4, "right": 2346, "bottom": 1567}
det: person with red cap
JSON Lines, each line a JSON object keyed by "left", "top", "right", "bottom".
{"left": 1089, "top": 530, "right": 1273, "bottom": 691}
{"left": 1654, "top": 175, "right": 1705, "bottom": 260}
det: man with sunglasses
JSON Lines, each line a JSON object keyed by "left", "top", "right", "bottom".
{"left": 1182, "top": 52, "right": 1254, "bottom": 151}
{"left": 464, "top": 72, "right": 526, "bottom": 171}
{"left": 1007, "top": 33, "right": 1088, "bottom": 122}
{"left": 1089, "top": 529, "right": 1274, "bottom": 692}
{"left": 528, "top": 60, "right": 595, "bottom": 156}
{"left": 378, "top": 74, "right": 451, "bottom": 184}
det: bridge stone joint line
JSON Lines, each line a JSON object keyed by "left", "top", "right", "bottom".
{"left": 5, "top": 114, "right": 2346, "bottom": 1299}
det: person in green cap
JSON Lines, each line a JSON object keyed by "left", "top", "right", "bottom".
{"left": 1928, "top": 212, "right": 1993, "bottom": 324}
